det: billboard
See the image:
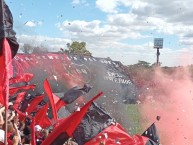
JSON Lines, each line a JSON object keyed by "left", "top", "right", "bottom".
{"left": 154, "top": 38, "right": 163, "bottom": 49}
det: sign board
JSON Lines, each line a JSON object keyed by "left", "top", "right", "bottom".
{"left": 154, "top": 38, "right": 163, "bottom": 49}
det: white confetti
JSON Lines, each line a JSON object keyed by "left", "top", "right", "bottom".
{"left": 53, "top": 75, "right": 57, "bottom": 80}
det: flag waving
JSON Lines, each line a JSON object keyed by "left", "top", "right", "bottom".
{"left": 41, "top": 92, "right": 103, "bottom": 145}
{"left": 0, "top": 38, "right": 12, "bottom": 107}
{"left": 0, "top": 0, "right": 19, "bottom": 106}
{"left": 44, "top": 79, "right": 58, "bottom": 122}
{"left": 142, "top": 123, "right": 160, "bottom": 145}
{"left": 0, "top": 1, "right": 19, "bottom": 144}
{"left": 56, "top": 84, "right": 92, "bottom": 111}
{"left": 25, "top": 95, "right": 44, "bottom": 115}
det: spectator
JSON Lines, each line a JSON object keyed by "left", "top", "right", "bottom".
{"left": 0, "top": 106, "right": 5, "bottom": 128}
{"left": 63, "top": 138, "right": 78, "bottom": 145}
{"left": 0, "top": 129, "right": 5, "bottom": 144}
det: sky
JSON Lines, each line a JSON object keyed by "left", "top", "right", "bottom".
{"left": 4, "top": 0, "right": 193, "bottom": 66}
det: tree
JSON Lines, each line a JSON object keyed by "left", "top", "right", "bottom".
{"left": 65, "top": 41, "right": 92, "bottom": 56}
{"left": 136, "top": 60, "right": 151, "bottom": 67}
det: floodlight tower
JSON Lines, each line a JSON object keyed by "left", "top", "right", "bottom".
{"left": 154, "top": 38, "right": 163, "bottom": 66}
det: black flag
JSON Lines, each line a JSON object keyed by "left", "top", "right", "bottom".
{"left": 62, "top": 84, "right": 92, "bottom": 104}
{"left": 0, "top": 0, "right": 19, "bottom": 58}
{"left": 142, "top": 123, "right": 160, "bottom": 144}
{"left": 73, "top": 102, "right": 114, "bottom": 145}
{"left": 56, "top": 84, "right": 92, "bottom": 111}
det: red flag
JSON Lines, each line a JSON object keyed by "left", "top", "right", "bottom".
{"left": 41, "top": 115, "right": 52, "bottom": 129}
{"left": 9, "top": 84, "right": 36, "bottom": 96}
{"left": 84, "top": 123, "right": 149, "bottom": 145}
{"left": 13, "top": 92, "right": 26, "bottom": 109}
{"left": 85, "top": 123, "right": 133, "bottom": 145}
{"left": 43, "top": 79, "right": 58, "bottom": 121}
{"left": 9, "top": 73, "right": 34, "bottom": 84}
{"left": 0, "top": 38, "right": 12, "bottom": 108}
{"left": 34, "top": 103, "right": 52, "bottom": 128}
{"left": 25, "top": 95, "right": 44, "bottom": 115}
{"left": 56, "top": 100, "right": 66, "bottom": 111}
{"left": 12, "top": 106, "right": 28, "bottom": 121}
{"left": 41, "top": 92, "right": 103, "bottom": 145}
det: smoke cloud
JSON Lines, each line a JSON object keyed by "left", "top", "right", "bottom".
{"left": 139, "top": 67, "right": 193, "bottom": 145}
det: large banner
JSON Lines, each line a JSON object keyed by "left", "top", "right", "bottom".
{"left": 12, "top": 53, "right": 139, "bottom": 131}
{"left": 13, "top": 53, "right": 138, "bottom": 101}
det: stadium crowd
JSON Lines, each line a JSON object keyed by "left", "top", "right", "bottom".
{"left": 0, "top": 103, "right": 81, "bottom": 145}
{"left": 0, "top": 102, "right": 107, "bottom": 145}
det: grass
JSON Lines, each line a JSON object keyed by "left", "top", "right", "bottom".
{"left": 125, "top": 104, "right": 144, "bottom": 135}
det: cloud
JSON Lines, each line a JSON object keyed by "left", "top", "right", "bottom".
{"left": 96, "top": 0, "right": 148, "bottom": 14}
{"left": 96, "top": 0, "right": 121, "bottom": 13}
{"left": 17, "top": 34, "right": 71, "bottom": 51}
{"left": 96, "top": 0, "right": 193, "bottom": 40}
{"left": 24, "top": 20, "right": 43, "bottom": 27}
{"left": 72, "top": 0, "right": 88, "bottom": 6}
{"left": 72, "top": 0, "right": 80, "bottom": 5}
{"left": 56, "top": 19, "right": 148, "bottom": 43}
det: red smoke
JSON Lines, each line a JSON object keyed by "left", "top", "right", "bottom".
{"left": 139, "top": 67, "right": 193, "bottom": 145}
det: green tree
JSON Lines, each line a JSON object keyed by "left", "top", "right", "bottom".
{"left": 66, "top": 41, "right": 92, "bottom": 56}
{"left": 136, "top": 60, "right": 151, "bottom": 67}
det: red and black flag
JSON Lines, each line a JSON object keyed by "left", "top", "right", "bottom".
{"left": 56, "top": 84, "right": 92, "bottom": 111}
{"left": 72, "top": 102, "right": 114, "bottom": 144}
{"left": 71, "top": 102, "right": 157, "bottom": 145}
{"left": 0, "top": 38, "right": 12, "bottom": 107}
{"left": 69, "top": 102, "right": 160, "bottom": 145}
{"left": 0, "top": 0, "right": 19, "bottom": 108}
{"left": 41, "top": 92, "right": 103, "bottom": 145}
{"left": 0, "top": 4, "right": 19, "bottom": 141}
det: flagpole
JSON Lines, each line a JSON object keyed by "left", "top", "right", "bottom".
{"left": 0, "top": 0, "right": 8, "bottom": 145}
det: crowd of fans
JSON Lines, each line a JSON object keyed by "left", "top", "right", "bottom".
{"left": 0, "top": 103, "right": 21, "bottom": 145}
{"left": 0, "top": 102, "right": 107, "bottom": 145}
{"left": 0, "top": 103, "right": 80, "bottom": 145}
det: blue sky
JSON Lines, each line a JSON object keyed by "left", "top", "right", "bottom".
{"left": 4, "top": 0, "right": 193, "bottom": 66}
